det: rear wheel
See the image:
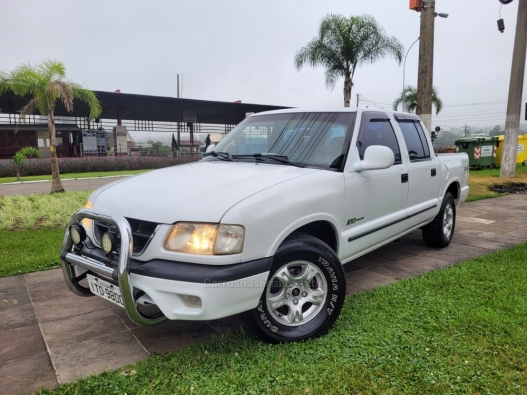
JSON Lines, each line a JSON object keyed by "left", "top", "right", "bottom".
{"left": 242, "top": 233, "right": 346, "bottom": 343}
{"left": 422, "top": 192, "right": 456, "bottom": 248}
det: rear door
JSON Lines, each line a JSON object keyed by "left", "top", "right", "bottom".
{"left": 393, "top": 114, "right": 441, "bottom": 228}
{"left": 341, "top": 111, "right": 409, "bottom": 260}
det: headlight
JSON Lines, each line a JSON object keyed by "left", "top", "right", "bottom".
{"left": 163, "top": 223, "right": 245, "bottom": 255}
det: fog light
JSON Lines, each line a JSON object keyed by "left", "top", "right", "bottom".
{"left": 70, "top": 225, "right": 86, "bottom": 245}
{"left": 101, "top": 232, "right": 116, "bottom": 254}
{"left": 180, "top": 294, "right": 202, "bottom": 308}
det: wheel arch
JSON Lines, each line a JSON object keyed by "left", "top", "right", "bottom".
{"left": 446, "top": 181, "right": 460, "bottom": 203}
{"left": 288, "top": 221, "right": 339, "bottom": 254}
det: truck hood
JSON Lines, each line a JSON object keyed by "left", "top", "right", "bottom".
{"left": 89, "top": 161, "right": 319, "bottom": 224}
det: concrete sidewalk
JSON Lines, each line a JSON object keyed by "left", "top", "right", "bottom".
{"left": 1, "top": 194, "right": 527, "bottom": 394}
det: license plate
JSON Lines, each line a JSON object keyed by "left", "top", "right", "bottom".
{"left": 87, "top": 274, "right": 124, "bottom": 308}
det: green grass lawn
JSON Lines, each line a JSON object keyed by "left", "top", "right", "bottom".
{"left": 0, "top": 191, "right": 90, "bottom": 231}
{"left": 36, "top": 243, "right": 527, "bottom": 395}
{"left": 467, "top": 164, "right": 527, "bottom": 202}
{"left": 0, "top": 169, "right": 150, "bottom": 184}
{"left": 0, "top": 228, "right": 64, "bottom": 277}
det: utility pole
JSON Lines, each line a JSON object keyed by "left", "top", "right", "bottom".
{"left": 356, "top": 94, "right": 359, "bottom": 108}
{"left": 416, "top": 0, "right": 435, "bottom": 134}
{"left": 177, "top": 74, "right": 181, "bottom": 147}
{"left": 500, "top": 0, "right": 527, "bottom": 178}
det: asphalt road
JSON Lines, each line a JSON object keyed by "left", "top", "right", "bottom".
{"left": 0, "top": 176, "right": 127, "bottom": 196}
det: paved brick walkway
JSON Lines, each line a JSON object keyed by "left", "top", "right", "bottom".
{"left": 1, "top": 194, "right": 526, "bottom": 394}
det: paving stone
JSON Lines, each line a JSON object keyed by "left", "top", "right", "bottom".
{"left": 451, "top": 236, "right": 512, "bottom": 251}
{"left": 24, "top": 268, "right": 64, "bottom": 286}
{"left": 131, "top": 320, "right": 217, "bottom": 355}
{"left": 41, "top": 308, "right": 127, "bottom": 349}
{"left": 369, "top": 262, "right": 429, "bottom": 280}
{"left": 0, "top": 275, "right": 24, "bottom": 290}
{"left": 345, "top": 269, "right": 397, "bottom": 293}
{"left": 206, "top": 314, "right": 244, "bottom": 335}
{"left": 0, "top": 304, "right": 36, "bottom": 332}
{"left": 27, "top": 279, "right": 73, "bottom": 303}
{"left": 347, "top": 254, "right": 391, "bottom": 270}
{"left": 33, "top": 293, "right": 109, "bottom": 323}
{"left": 0, "top": 352, "right": 58, "bottom": 395}
{"left": 0, "top": 324, "right": 47, "bottom": 364}
{"left": 107, "top": 302, "right": 140, "bottom": 330}
{"left": 50, "top": 330, "right": 148, "bottom": 383}
{"left": 343, "top": 263, "right": 363, "bottom": 273}
{"left": 0, "top": 285, "right": 31, "bottom": 310}
{"left": 392, "top": 255, "right": 450, "bottom": 272}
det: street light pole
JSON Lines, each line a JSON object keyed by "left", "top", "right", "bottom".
{"left": 403, "top": 37, "right": 420, "bottom": 112}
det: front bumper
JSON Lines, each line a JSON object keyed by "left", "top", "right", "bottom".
{"left": 61, "top": 209, "right": 272, "bottom": 325}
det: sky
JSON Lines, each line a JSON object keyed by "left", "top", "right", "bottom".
{"left": 1, "top": 0, "right": 525, "bottom": 131}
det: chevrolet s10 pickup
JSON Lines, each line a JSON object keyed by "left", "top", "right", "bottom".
{"left": 61, "top": 108, "right": 469, "bottom": 342}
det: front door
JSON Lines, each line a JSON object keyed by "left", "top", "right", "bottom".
{"left": 341, "top": 112, "right": 409, "bottom": 262}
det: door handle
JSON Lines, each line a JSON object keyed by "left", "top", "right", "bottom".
{"left": 431, "top": 168, "right": 436, "bottom": 177}
{"left": 401, "top": 173, "right": 408, "bottom": 183}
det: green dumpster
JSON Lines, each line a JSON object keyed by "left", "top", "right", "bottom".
{"left": 454, "top": 137, "right": 498, "bottom": 169}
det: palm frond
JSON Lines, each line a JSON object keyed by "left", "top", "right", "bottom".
{"left": 45, "top": 80, "right": 74, "bottom": 112}
{"left": 19, "top": 97, "right": 39, "bottom": 118}
{"left": 69, "top": 82, "right": 102, "bottom": 118}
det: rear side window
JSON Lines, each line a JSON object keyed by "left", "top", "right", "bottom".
{"left": 397, "top": 120, "right": 431, "bottom": 161}
{"left": 357, "top": 112, "right": 402, "bottom": 164}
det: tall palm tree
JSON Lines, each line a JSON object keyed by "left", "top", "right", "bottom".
{"left": 0, "top": 60, "right": 101, "bottom": 193}
{"left": 392, "top": 85, "right": 443, "bottom": 115}
{"left": 294, "top": 14, "right": 404, "bottom": 107}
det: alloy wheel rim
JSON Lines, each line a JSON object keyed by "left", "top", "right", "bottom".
{"left": 265, "top": 260, "right": 327, "bottom": 327}
{"left": 443, "top": 202, "right": 454, "bottom": 239}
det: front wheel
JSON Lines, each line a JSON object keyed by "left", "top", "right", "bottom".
{"left": 242, "top": 233, "right": 346, "bottom": 343}
{"left": 422, "top": 192, "right": 456, "bottom": 248}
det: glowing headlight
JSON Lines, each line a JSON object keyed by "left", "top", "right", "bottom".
{"left": 163, "top": 223, "right": 244, "bottom": 255}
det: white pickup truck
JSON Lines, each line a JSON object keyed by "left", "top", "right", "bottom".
{"left": 61, "top": 108, "right": 469, "bottom": 343}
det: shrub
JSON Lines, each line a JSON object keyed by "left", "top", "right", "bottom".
{"left": 0, "top": 155, "right": 200, "bottom": 178}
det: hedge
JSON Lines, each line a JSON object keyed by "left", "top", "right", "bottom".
{"left": 0, "top": 155, "right": 200, "bottom": 178}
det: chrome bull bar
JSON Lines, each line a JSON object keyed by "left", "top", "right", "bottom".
{"left": 60, "top": 208, "right": 166, "bottom": 326}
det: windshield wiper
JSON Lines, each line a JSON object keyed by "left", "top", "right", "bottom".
{"left": 252, "top": 153, "right": 305, "bottom": 168}
{"left": 208, "top": 151, "right": 234, "bottom": 162}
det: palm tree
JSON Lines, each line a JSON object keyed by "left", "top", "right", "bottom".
{"left": 0, "top": 60, "right": 101, "bottom": 193}
{"left": 393, "top": 85, "right": 443, "bottom": 115}
{"left": 294, "top": 14, "right": 404, "bottom": 107}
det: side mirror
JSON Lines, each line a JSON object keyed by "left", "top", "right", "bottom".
{"left": 206, "top": 144, "right": 216, "bottom": 153}
{"left": 352, "top": 145, "right": 394, "bottom": 172}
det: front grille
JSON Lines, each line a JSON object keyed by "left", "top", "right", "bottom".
{"left": 93, "top": 217, "right": 159, "bottom": 255}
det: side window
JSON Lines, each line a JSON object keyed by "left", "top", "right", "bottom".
{"left": 357, "top": 115, "right": 401, "bottom": 164}
{"left": 397, "top": 120, "right": 430, "bottom": 161}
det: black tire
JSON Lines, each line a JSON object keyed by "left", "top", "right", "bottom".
{"left": 422, "top": 192, "right": 456, "bottom": 248}
{"left": 242, "top": 233, "right": 346, "bottom": 343}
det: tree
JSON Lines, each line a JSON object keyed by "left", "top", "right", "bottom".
{"left": 294, "top": 14, "right": 404, "bottom": 107}
{"left": 0, "top": 60, "right": 101, "bottom": 193}
{"left": 392, "top": 85, "right": 443, "bottom": 115}
{"left": 12, "top": 146, "right": 40, "bottom": 181}
{"left": 489, "top": 125, "right": 502, "bottom": 137}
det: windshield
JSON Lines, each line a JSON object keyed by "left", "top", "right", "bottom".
{"left": 212, "top": 112, "right": 355, "bottom": 170}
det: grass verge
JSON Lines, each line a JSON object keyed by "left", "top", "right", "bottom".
{"left": 467, "top": 164, "right": 527, "bottom": 201}
{"left": 0, "top": 169, "right": 150, "bottom": 184}
{"left": 0, "top": 191, "right": 90, "bottom": 231}
{"left": 0, "top": 229, "right": 64, "bottom": 277}
{"left": 38, "top": 243, "right": 527, "bottom": 395}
